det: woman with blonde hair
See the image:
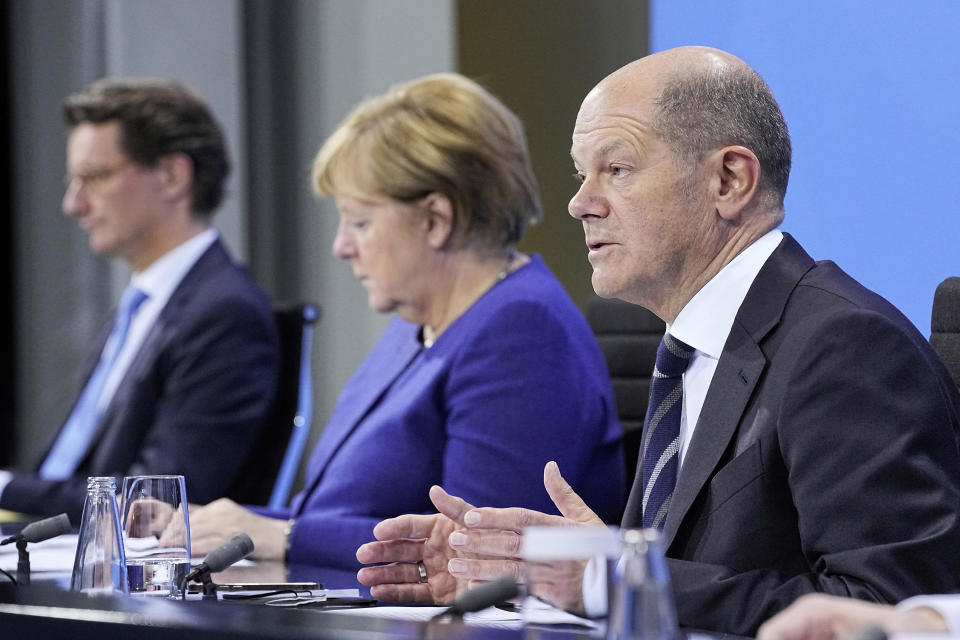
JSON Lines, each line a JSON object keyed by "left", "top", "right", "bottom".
{"left": 184, "top": 73, "right": 624, "bottom": 571}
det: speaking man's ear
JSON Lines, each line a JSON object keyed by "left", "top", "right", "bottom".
{"left": 713, "top": 145, "right": 760, "bottom": 222}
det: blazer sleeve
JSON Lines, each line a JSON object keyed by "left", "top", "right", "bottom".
{"left": 439, "top": 299, "right": 623, "bottom": 518}
{"left": 670, "top": 309, "right": 960, "bottom": 636}
{"left": 124, "top": 290, "right": 279, "bottom": 503}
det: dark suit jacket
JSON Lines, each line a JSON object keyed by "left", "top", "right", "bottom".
{"left": 624, "top": 234, "right": 960, "bottom": 635}
{"left": 2, "top": 239, "right": 279, "bottom": 522}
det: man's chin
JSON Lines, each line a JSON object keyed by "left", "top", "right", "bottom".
{"left": 87, "top": 236, "right": 114, "bottom": 257}
{"left": 590, "top": 272, "right": 623, "bottom": 300}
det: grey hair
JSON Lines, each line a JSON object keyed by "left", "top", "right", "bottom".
{"left": 652, "top": 65, "right": 791, "bottom": 209}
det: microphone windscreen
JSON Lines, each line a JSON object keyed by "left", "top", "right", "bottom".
{"left": 851, "top": 626, "right": 888, "bottom": 640}
{"left": 20, "top": 513, "right": 71, "bottom": 543}
{"left": 202, "top": 533, "right": 255, "bottom": 573}
{"left": 450, "top": 574, "right": 519, "bottom": 614}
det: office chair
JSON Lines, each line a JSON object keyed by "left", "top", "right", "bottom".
{"left": 584, "top": 296, "right": 665, "bottom": 505}
{"left": 930, "top": 276, "right": 960, "bottom": 388}
{"left": 227, "top": 302, "right": 320, "bottom": 507}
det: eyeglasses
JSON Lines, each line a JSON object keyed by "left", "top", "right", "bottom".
{"left": 64, "top": 161, "right": 132, "bottom": 192}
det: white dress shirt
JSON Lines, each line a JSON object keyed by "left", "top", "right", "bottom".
{"left": 0, "top": 229, "right": 218, "bottom": 500}
{"left": 668, "top": 228, "right": 783, "bottom": 465}
{"left": 583, "top": 228, "right": 784, "bottom": 617}
{"left": 898, "top": 595, "right": 960, "bottom": 635}
{"left": 98, "top": 228, "right": 219, "bottom": 412}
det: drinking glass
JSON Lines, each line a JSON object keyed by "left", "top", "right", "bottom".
{"left": 607, "top": 528, "right": 677, "bottom": 640}
{"left": 120, "top": 475, "right": 190, "bottom": 598}
{"left": 71, "top": 476, "right": 129, "bottom": 596}
{"left": 520, "top": 525, "right": 619, "bottom": 631}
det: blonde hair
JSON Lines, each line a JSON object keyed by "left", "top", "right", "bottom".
{"left": 313, "top": 73, "right": 542, "bottom": 251}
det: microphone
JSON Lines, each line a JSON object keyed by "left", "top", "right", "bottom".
{"left": 1, "top": 513, "right": 72, "bottom": 545}
{"left": 181, "top": 533, "right": 255, "bottom": 598}
{"left": 850, "top": 626, "right": 888, "bottom": 640}
{"left": 0, "top": 513, "right": 71, "bottom": 586}
{"left": 433, "top": 574, "right": 519, "bottom": 619}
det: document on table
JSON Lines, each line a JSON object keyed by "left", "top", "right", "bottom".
{"left": 0, "top": 534, "right": 252, "bottom": 573}
{"left": 0, "top": 533, "right": 79, "bottom": 573}
{"left": 331, "top": 598, "right": 601, "bottom": 630}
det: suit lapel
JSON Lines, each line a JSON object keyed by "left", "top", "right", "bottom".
{"left": 293, "top": 320, "right": 423, "bottom": 515}
{"left": 661, "top": 323, "right": 764, "bottom": 547}
{"left": 658, "top": 233, "right": 816, "bottom": 548}
{"left": 81, "top": 240, "right": 228, "bottom": 469}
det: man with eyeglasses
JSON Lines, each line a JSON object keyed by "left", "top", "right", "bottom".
{"left": 0, "top": 78, "right": 279, "bottom": 522}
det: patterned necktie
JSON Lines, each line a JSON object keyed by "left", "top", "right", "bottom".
{"left": 40, "top": 286, "right": 149, "bottom": 480}
{"left": 640, "top": 333, "right": 695, "bottom": 529}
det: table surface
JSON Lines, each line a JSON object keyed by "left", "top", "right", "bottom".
{"left": 0, "top": 548, "right": 749, "bottom": 640}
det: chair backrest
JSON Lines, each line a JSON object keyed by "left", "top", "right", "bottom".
{"left": 931, "top": 277, "right": 960, "bottom": 388}
{"left": 227, "top": 302, "right": 320, "bottom": 507}
{"left": 585, "top": 296, "right": 665, "bottom": 502}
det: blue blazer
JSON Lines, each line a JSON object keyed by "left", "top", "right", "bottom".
{"left": 2, "top": 240, "right": 279, "bottom": 521}
{"left": 624, "top": 234, "right": 960, "bottom": 635}
{"left": 270, "top": 255, "right": 624, "bottom": 569}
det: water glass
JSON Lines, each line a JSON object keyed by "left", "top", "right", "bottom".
{"left": 520, "top": 525, "right": 619, "bottom": 630}
{"left": 120, "top": 475, "right": 190, "bottom": 598}
{"left": 607, "top": 528, "right": 677, "bottom": 640}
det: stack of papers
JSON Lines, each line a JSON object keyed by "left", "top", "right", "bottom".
{"left": 0, "top": 533, "right": 79, "bottom": 573}
{"left": 332, "top": 597, "right": 601, "bottom": 631}
{"left": 0, "top": 534, "right": 252, "bottom": 574}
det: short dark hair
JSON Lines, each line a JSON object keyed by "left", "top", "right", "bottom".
{"left": 63, "top": 78, "right": 230, "bottom": 216}
{"left": 653, "top": 65, "right": 791, "bottom": 209}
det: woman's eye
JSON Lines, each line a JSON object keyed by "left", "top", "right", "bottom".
{"left": 572, "top": 172, "right": 586, "bottom": 184}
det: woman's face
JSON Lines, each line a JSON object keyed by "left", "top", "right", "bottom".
{"left": 332, "top": 192, "right": 432, "bottom": 321}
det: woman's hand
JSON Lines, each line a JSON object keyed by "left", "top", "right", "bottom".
{"left": 160, "top": 498, "right": 287, "bottom": 560}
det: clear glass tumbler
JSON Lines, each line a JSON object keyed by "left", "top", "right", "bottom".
{"left": 520, "top": 525, "right": 619, "bottom": 632}
{"left": 120, "top": 474, "right": 190, "bottom": 598}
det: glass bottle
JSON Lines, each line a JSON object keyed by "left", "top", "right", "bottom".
{"left": 70, "top": 476, "right": 129, "bottom": 596}
{"left": 607, "top": 529, "right": 677, "bottom": 640}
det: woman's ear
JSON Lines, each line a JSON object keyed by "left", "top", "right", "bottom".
{"left": 421, "top": 192, "right": 455, "bottom": 248}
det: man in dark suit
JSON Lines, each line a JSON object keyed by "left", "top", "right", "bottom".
{"left": 354, "top": 46, "right": 960, "bottom": 635}
{"left": 0, "top": 79, "right": 279, "bottom": 522}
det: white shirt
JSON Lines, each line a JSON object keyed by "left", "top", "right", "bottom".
{"left": 668, "top": 228, "right": 783, "bottom": 465}
{"left": 99, "top": 228, "right": 219, "bottom": 411}
{"left": 0, "top": 229, "right": 218, "bottom": 500}
{"left": 583, "top": 228, "right": 784, "bottom": 617}
{"left": 898, "top": 595, "right": 960, "bottom": 635}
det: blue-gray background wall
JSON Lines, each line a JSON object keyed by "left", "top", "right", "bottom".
{"left": 652, "top": 1, "right": 960, "bottom": 333}
{"left": 4, "top": 0, "right": 955, "bottom": 490}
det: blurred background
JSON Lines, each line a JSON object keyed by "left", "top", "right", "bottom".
{"left": 2, "top": 0, "right": 957, "bottom": 494}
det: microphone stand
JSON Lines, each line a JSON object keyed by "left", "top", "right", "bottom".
{"left": 16, "top": 539, "right": 30, "bottom": 586}
{"left": 198, "top": 568, "right": 218, "bottom": 599}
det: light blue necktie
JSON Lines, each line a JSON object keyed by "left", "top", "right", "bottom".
{"left": 40, "top": 286, "right": 149, "bottom": 480}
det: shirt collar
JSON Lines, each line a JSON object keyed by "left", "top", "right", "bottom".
{"left": 669, "top": 229, "right": 783, "bottom": 359}
{"left": 131, "top": 228, "right": 218, "bottom": 302}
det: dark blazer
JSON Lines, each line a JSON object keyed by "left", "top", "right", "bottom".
{"left": 2, "top": 239, "right": 279, "bottom": 522}
{"left": 624, "top": 234, "right": 960, "bottom": 636}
